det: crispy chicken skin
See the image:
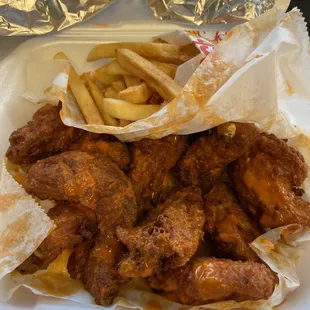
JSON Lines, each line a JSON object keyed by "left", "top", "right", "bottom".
{"left": 78, "top": 236, "right": 129, "bottom": 305}
{"left": 68, "top": 132, "right": 131, "bottom": 170}
{"left": 17, "top": 203, "right": 97, "bottom": 274}
{"left": 116, "top": 187, "right": 205, "bottom": 278}
{"left": 228, "top": 133, "right": 310, "bottom": 228}
{"left": 128, "top": 135, "right": 188, "bottom": 215}
{"left": 6, "top": 104, "right": 82, "bottom": 165}
{"left": 25, "top": 151, "right": 137, "bottom": 306}
{"left": 204, "top": 183, "right": 261, "bottom": 262}
{"left": 178, "top": 123, "right": 260, "bottom": 193}
{"left": 149, "top": 257, "right": 278, "bottom": 305}
{"left": 25, "top": 151, "right": 136, "bottom": 219}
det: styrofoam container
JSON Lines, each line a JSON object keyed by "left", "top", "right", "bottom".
{"left": 1, "top": 1, "right": 310, "bottom": 309}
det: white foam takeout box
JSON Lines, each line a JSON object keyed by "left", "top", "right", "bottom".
{"left": 1, "top": 1, "right": 310, "bottom": 309}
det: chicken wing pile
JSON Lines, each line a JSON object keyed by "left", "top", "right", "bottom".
{"left": 228, "top": 133, "right": 310, "bottom": 228}
{"left": 7, "top": 104, "right": 309, "bottom": 306}
{"left": 116, "top": 187, "right": 205, "bottom": 277}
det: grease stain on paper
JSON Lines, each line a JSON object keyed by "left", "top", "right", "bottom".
{"left": 31, "top": 250, "right": 82, "bottom": 297}
{"left": 0, "top": 212, "right": 32, "bottom": 260}
{"left": 285, "top": 81, "right": 294, "bottom": 95}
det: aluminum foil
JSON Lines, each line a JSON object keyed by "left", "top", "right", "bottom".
{"left": 0, "top": 0, "right": 113, "bottom": 36}
{"left": 147, "top": 0, "right": 290, "bottom": 25}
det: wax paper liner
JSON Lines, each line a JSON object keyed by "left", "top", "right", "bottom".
{"left": 0, "top": 160, "right": 54, "bottom": 283}
{"left": 2, "top": 6, "right": 310, "bottom": 310}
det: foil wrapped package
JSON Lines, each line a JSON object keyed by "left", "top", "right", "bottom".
{"left": 147, "top": 0, "right": 290, "bottom": 25}
{"left": 0, "top": 0, "right": 113, "bottom": 36}
{"left": 0, "top": 0, "right": 291, "bottom": 36}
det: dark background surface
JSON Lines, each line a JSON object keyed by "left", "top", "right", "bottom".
{"left": 289, "top": 0, "right": 310, "bottom": 30}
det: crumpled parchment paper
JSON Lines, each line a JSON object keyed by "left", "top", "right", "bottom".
{"left": 0, "top": 160, "right": 54, "bottom": 286}
{"left": 1, "top": 6, "right": 310, "bottom": 310}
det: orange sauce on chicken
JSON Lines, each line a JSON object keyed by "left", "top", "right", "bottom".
{"left": 244, "top": 169, "right": 290, "bottom": 206}
{"left": 92, "top": 236, "right": 125, "bottom": 264}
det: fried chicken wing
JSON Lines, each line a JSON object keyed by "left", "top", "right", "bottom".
{"left": 178, "top": 123, "right": 260, "bottom": 193}
{"left": 129, "top": 135, "right": 188, "bottom": 215}
{"left": 149, "top": 257, "right": 278, "bottom": 305}
{"left": 228, "top": 133, "right": 310, "bottom": 228}
{"left": 17, "top": 203, "right": 97, "bottom": 274}
{"left": 79, "top": 235, "right": 129, "bottom": 305}
{"left": 25, "top": 151, "right": 137, "bottom": 305}
{"left": 6, "top": 104, "right": 82, "bottom": 165}
{"left": 204, "top": 183, "right": 261, "bottom": 262}
{"left": 68, "top": 132, "right": 131, "bottom": 170}
{"left": 116, "top": 187, "right": 205, "bottom": 278}
{"left": 25, "top": 151, "right": 136, "bottom": 220}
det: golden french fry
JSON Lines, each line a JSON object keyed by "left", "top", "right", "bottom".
{"left": 124, "top": 75, "right": 141, "bottom": 88}
{"left": 105, "top": 60, "right": 130, "bottom": 76}
{"left": 104, "top": 59, "right": 177, "bottom": 78}
{"left": 105, "top": 87, "right": 119, "bottom": 99}
{"left": 150, "top": 61, "right": 178, "bottom": 79}
{"left": 119, "top": 119, "right": 132, "bottom": 127}
{"left": 102, "top": 98, "right": 160, "bottom": 121}
{"left": 87, "top": 42, "right": 198, "bottom": 64}
{"left": 95, "top": 64, "right": 108, "bottom": 74}
{"left": 94, "top": 71, "right": 123, "bottom": 85}
{"left": 64, "top": 59, "right": 104, "bottom": 124}
{"left": 80, "top": 73, "right": 87, "bottom": 83}
{"left": 116, "top": 49, "right": 181, "bottom": 103}
{"left": 112, "top": 80, "right": 126, "bottom": 93}
{"left": 84, "top": 74, "right": 118, "bottom": 126}
{"left": 118, "top": 82, "right": 153, "bottom": 104}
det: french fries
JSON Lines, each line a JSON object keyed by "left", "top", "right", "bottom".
{"left": 53, "top": 52, "right": 105, "bottom": 125}
{"left": 105, "top": 87, "right": 119, "bottom": 99}
{"left": 54, "top": 52, "right": 105, "bottom": 124}
{"left": 105, "top": 60, "right": 130, "bottom": 76}
{"left": 68, "top": 67, "right": 104, "bottom": 124}
{"left": 116, "top": 49, "right": 181, "bottom": 103}
{"left": 87, "top": 42, "right": 198, "bottom": 64}
{"left": 55, "top": 37, "right": 198, "bottom": 127}
{"left": 150, "top": 61, "right": 178, "bottom": 79}
{"left": 118, "top": 82, "right": 153, "bottom": 104}
{"left": 102, "top": 98, "right": 161, "bottom": 121}
{"left": 84, "top": 74, "right": 118, "bottom": 126}
{"left": 94, "top": 71, "right": 123, "bottom": 85}
{"left": 104, "top": 59, "right": 177, "bottom": 78}
{"left": 124, "top": 76, "right": 141, "bottom": 88}
{"left": 112, "top": 80, "right": 126, "bottom": 93}
{"left": 68, "top": 66, "right": 104, "bottom": 125}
